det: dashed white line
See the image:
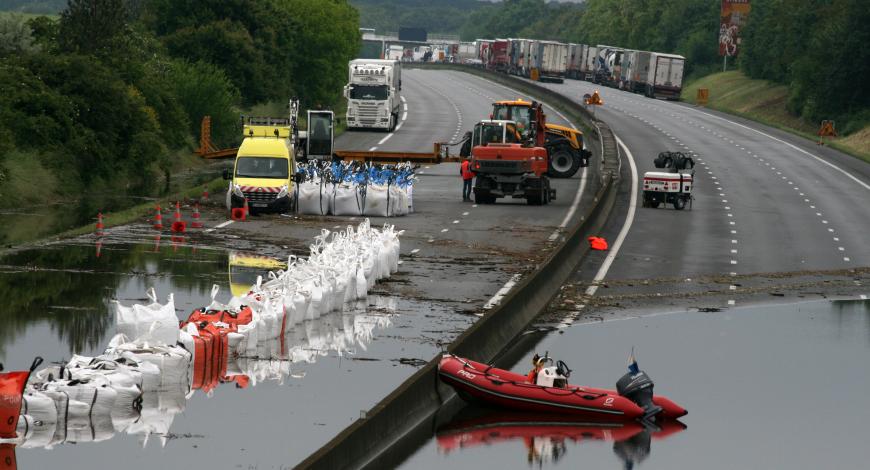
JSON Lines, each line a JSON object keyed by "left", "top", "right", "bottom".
{"left": 204, "top": 220, "right": 234, "bottom": 233}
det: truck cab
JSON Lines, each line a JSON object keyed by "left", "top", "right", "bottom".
{"left": 224, "top": 117, "right": 296, "bottom": 214}
{"left": 344, "top": 59, "right": 402, "bottom": 131}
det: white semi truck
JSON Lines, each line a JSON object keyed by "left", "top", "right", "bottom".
{"left": 344, "top": 59, "right": 402, "bottom": 131}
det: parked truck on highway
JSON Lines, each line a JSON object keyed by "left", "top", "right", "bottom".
{"left": 623, "top": 50, "right": 652, "bottom": 93}
{"left": 344, "top": 59, "right": 402, "bottom": 131}
{"left": 646, "top": 53, "right": 685, "bottom": 99}
{"left": 534, "top": 41, "right": 568, "bottom": 83}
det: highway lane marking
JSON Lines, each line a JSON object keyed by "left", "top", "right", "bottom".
{"left": 400, "top": 96, "right": 406, "bottom": 103}
{"left": 482, "top": 273, "right": 522, "bottom": 311}
{"left": 689, "top": 108, "right": 870, "bottom": 192}
{"left": 204, "top": 220, "right": 234, "bottom": 233}
{"left": 410, "top": 248, "right": 420, "bottom": 254}
{"left": 368, "top": 146, "right": 378, "bottom": 151}
{"left": 555, "top": 133, "right": 637, "bottom": 328}
{"left": 378, "top": 134, "right": 393, "bottom": 145}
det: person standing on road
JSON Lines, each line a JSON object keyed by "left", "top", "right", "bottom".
{"left": 461, "top": 157, "right": 475, "bottom": 201}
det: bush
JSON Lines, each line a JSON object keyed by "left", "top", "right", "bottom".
{"left": 167, "top": 59, "right": 240, "bottom": 149}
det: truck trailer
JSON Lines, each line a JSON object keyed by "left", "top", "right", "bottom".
{"left": 535, "top": 41, "right": 568, "bottom": 83}
{"left": 623, "top": 50, "right": 651, "bottom": 93}
{"left": 646, "top": 53, "right": 685, "bottom": 99}
{"left": 344, "top": 59, "right": 402, "bottom": 131}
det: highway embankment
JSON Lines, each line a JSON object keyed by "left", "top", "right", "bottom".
{"left": 682, "top": 71, "right": 870, "bottom": 163}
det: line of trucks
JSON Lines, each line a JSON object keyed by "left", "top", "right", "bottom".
{"left": 456, "top": 39, "right": 684, "bottom": 99}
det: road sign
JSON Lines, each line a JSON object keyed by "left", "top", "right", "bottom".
{"left": 697, "top": 88, "right": 709, "bottom": 106}
{"left": 817, "top": 120, "right": 837, "bottom": 145}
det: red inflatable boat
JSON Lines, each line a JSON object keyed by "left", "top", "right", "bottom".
{"left": 438, "top": 354, "right": 687, "bottom": 421}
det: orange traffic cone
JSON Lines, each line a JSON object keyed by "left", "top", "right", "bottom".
{"left": 191, "top": 203, "right": 204, "bottom": 228}
{"left": 231, "top": 199, "right": 247, "bottom": 221}
{"left": 153, "top": 205, "right": 164, "bottom": 230}
{"left": 95, "top": 238, "right": 103, "bottom": 258}
{"left": 171, "top": 201, "right": 187, "bottom": 233}
{"left": 202, "top": 188, "right": 209, "bottom": 200}
{"left": 95, "top": 212, "right": 105, "bottom": 237}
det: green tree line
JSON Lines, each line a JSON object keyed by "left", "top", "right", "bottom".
{"left": 0, "top": 0, "right": 359, "bottom": 207}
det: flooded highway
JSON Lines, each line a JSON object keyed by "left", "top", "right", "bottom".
{"left": 400, "top": 299, "right": 870, "bottom": 469}
{"left": 0, "top": 234, "right": 472, "bottom": 469}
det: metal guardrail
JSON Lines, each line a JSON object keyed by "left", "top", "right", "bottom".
{"left": 296, "top": 66, "right": 623, "bottom": 470}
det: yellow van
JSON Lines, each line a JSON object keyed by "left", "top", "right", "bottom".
{"left": 224, "top": 117, "right": 296, "bottom": 214}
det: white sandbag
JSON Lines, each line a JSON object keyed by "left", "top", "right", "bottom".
{"left": 109, "top": 383, "right": 142, "bottom": 433}
{"left": 125, "top": 385, "right": 185, "bottom": 447}
{"left": 297, "top": 181, "right": 332, "bottom": 215}
{"left": 389, "top": 185, "right": 406, "bottom": 216}
{"left": 363, "top": 184, "right": 390, "bottom": 217}
{"left": 406, "top": 184, "right": 414, "bottom": 213}
{"left": 332, "top": 184, "right": 365, "bottom": 216}
{"left": 355, "top": 265, "right": 368, "bottom": 300}
{"left": 112, "top": 288, "right": 179, "bottom": 346}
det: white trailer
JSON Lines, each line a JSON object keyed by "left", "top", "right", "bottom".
{"left": 457, "top": 42, "right": 477, "bottom": 63}
{"left": 536, "top": 41, "right": 568, "bottom": 83}
{"left": 623, "top": 50, "right": 652, "bottom": 93}
{"left": 645, "top": 53, "right": 685, "bottom": 99}
{"left": 344, "top": 59, "right": 402, "bottom": 131}
{"left": 567, "top": 43, "right": 585, "bottom": 79}
{"left": 581, "top": 46, "right": 598, "bottom": 80}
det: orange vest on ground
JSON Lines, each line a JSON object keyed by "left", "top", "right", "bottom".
{"left": 588, "top": 236, "right": 608, "bottom": 250}
{"left": 461, "top": 160, "right": 475, "bottom": 180}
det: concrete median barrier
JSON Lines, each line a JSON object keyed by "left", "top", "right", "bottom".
{"left": 295, "top": 66, "right": 622, "bottom": 470}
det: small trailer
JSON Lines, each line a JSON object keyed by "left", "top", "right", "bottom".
{"left": 642, "top": 171, "right": 693, "bottom": 210}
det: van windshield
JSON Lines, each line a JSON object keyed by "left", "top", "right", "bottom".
{"left": 235, "top": 157, "right": 288, "bottom": 179}
{"left": 350, "top": 85, "right": 389, "bottom": 100}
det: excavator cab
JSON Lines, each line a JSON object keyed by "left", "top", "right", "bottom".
{"left": 491, "top": 100, "right": 545, "bottom": 147}
{"left": 471, "top": 120, "right": 522, "bottom": 147}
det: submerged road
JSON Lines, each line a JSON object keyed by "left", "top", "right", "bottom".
{"left": 1, "top": 69, "right": 603, "bottom": 470}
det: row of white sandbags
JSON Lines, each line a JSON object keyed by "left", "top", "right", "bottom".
{"left": 298, "top": 181, "right": 413, "bottom": 217}
{"left": 12, "top": 221, "right": 400, "bottom": 448}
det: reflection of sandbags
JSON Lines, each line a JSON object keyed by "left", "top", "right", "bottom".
{"left": 112, "top": 288, "right": 179, "bottom": 346}
{"left": 332, "top": 184, "right": 365, "bottom": 216}
{"left": 406, "top": 185, "right": 414, "bottom": 213}
{"left": 298, "top": 181, "right": 332, "bottom": 215}
{"left": 363, "top": 184, "right": 390, "bottom": 217}
{"left": 18, "top": 391, "right": 56, "bottom": 448}
{"left": 125, "top": 384, "right": 186, "bottom": 447}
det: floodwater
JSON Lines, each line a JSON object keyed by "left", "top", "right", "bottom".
{"left": 0, "top": 234, "right": 464, "bottom": 469}
{"left": 401, "top": 299, "right": 870, "bottom": 469}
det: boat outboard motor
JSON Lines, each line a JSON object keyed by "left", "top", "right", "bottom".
{"left": 616, "top": 356, "right": 662, "bottom": 420}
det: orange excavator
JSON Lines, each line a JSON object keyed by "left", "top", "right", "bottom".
{"left": 492, "top": 99, "right": 590, "bottom": 178}
{"left": 470, "top": 101, "right": 554, "bottom": 205}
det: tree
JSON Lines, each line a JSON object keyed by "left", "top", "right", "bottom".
{"left": 58, "top": 0, "right": 129, "bottom": 54}
{"left": 0, "top": 13, "right": 40, "bottom": 56}
{"left": 167, "top": 59, "right": 240, "bottom": 148}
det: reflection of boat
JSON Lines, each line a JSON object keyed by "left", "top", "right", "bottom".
{"left": 437, "top": 409, "right": 686, "bottom": 467}
{"left": 228, "top": 251, "right": 287, "bottom": 297}
{"left": 438, "top": 355, "right": 687, "bottom": 421}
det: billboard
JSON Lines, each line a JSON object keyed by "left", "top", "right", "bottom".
{"left": 719, "top": 0, "right": 751, "bottom": 56}
{"left": 398, "top": 27, "right": 427, "bottom": 43}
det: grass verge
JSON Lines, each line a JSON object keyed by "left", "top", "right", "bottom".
{"left": 682, "top": 71, "right": 870, "bottom": 163}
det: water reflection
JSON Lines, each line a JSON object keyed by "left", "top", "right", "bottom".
{"left": 0, "top": 241, "right": 223, "bottom": 357}
{"left": 438, "top": 409, "right": 685, "bottom": 469}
